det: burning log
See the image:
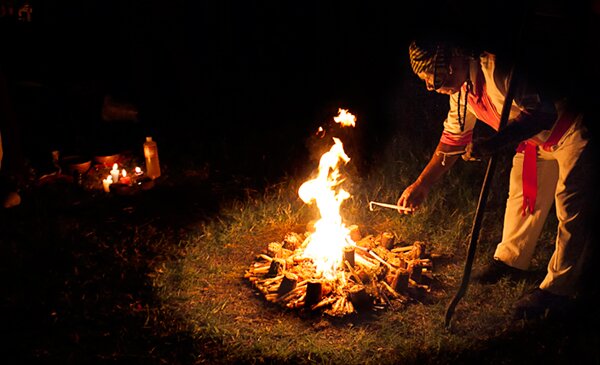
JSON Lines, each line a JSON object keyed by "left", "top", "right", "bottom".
{"left": 420, "top": 268, "right": 434, "bottom": 286}
{"left": 267, "top": 259, "right": 285, "bottom": 278}
{"left": 391, "top": 268, "right": 410, "bottom": 293}
{"left": 368, "top": 250, "right": 394, "bottom": 271}
{"left": 311, "top": 296, "right": 338, "bottom": 311}
{"left": 354, "top": 250, "right": 379, "bottom": 270}
{"left": 267, "top": 242, "right": 283, "bottom": 258}
{"left": 392, "top": 245, "right": 415, "bottom": 253}
{"left": 246, "top": 233, "right": 436, "bottom": 317}
{"left": 355, "top": 235, "right": 375, "bottom": 250}
{"left": 348, "top": 285, "right": 372, "bottom": 311}
{"left": 410, "top": 263, "right": 423, "bottom": 283}
{"left": 343, "top": 246, "right": 355, "bottom": 268}
{"left": 277, "top": 272, "right": 298, "bottom": 296}
{"left": 258, "top": 254, "right": 273, "bottom": 262}
{"left": 305, "top": 280, "right": 323, "bottom": 308}
{"left": 283, "top": 233, "right": 304, "bottom": 250}
{"left": 380, "top": 280, "right": 399, "bottom": 299}
{"left": 344, "top": 261, "right": 364, "bottom": 285}
{"left": 275, "top": 283, "right": 306, "bottom": 303}
{"left": 380, "top": 232, "right": 395, "bottom": 250}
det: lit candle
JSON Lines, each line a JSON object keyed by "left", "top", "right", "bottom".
{"left": 120, "top": 169, "right": 131, "bottom": 185}
{"left": 110, "top": 163, "right": 120, "bottom": 182}
{"left": 102, "top": 175, "right": 113, "bottom": 192}
{"left": 134, "top": 166, "right": 143, "bottom": 176}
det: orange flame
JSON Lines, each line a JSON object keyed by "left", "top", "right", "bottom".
{"left": 299, "top": 108, "right": 357, "bottom": 279}
{"left": 333, "top": 108, "right": 356, "bottom": 127}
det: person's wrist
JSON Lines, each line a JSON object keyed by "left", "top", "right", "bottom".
{"left": 414, "top": 177, "right": 431, "bottom": 192}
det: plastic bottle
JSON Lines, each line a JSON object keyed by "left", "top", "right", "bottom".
{"left": 143, "top": 137, "right": 161, "bottom": 179}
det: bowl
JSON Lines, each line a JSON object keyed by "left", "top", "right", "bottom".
{"left": 62, "top": 155, "right": 92, "bottom": 174}
{"left": 94, "top": 154, "right": 122, "bottom": 167}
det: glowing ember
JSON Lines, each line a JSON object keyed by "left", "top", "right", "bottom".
{"left": 298, "top": 110, "right": 356, "bottom": 279}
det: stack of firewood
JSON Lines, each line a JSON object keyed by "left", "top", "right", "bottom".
{"left": 245, "top": 226, "right": 434, "bottom": 317}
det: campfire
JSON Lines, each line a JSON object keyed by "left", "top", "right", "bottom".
{"left": 245, "top": 109, "right": 435, "bottom": 316}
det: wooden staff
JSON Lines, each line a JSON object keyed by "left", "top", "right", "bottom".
{"left": 445, "top": 24, "right": 523, "bottom": 328}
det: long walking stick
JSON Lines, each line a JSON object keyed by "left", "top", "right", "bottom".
{"left": 443, "top": 0, "right": 535, "bottom": 329}
{"left": 444, "top": 63, "right": 519, "bottom": 330}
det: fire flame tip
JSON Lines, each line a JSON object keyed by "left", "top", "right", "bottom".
{"left": 333, "top": 108, "right": 356, "bottom": 128}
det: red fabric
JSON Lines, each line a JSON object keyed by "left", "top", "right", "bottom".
{"left": 466, "top": 69, "right": 501, "bottom": 129}
{"left": 440, "top": 130, "right": 473, "bottom": 146}
{"left": 520, "top": 142, "right": 538, "bottom": 216}
{"left": 541, "top": 110, "right": 576, "bottom": 152}
{"left": 466, "top": 68, "right": 577, "bottom": 216}
{"left": 516, "top": 111, "right": 576, "bottom": 215}
{"left": 442, "top": 69, "right": 500, "bottom": 147}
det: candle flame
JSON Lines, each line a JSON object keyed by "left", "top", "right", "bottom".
{"left": 121, "top": 169, "right": 127, "bottom": 177}
{"left": 112, "top": 163, "right": 119, "bottom": 171}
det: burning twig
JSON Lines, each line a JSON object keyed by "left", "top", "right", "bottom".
{"left": 368, "top": 250, "right": 394, "bottom": 271}
{"left": 344, "top": 261, "right": 363, "bottom": 286}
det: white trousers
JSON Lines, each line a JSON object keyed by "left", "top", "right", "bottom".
{"left": 494, "top": 119, "right": 594, "bottom": 296}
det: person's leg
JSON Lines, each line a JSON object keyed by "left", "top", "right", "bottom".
{"left": 494, "top": 150, "right": 558, "bottom": 269}
{"left": 539, "top": 121, "right": 594, "bottom": 297}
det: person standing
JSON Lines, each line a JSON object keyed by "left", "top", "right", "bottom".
{"left": 398, "top": 38, "right": 595, "bottom": 319}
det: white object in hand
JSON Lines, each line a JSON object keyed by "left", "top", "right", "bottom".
{"left": 369, "top": 201, "right": 414, "bottom": 213}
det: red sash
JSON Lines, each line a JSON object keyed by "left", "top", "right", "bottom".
{"left": 465, "top": 71, "right": 576, "bottom": 216}
{"left": 516, "top": 111, "right": 576, "bottom": 215}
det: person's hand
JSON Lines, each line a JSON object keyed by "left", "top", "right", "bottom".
{"left": 397, "top": 181, "right": 430, "bottom": 214}
{"left": 462, "top": 141, "right": 486, "bottom": 161}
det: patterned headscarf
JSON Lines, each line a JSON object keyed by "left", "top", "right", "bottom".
{"left": 409, "top": 41, "right": 435, "bottom": 74}
{"left": 408, "top": 40, "right": 450, "bottom": 90}
{"left": 409, "top": 39, "right": 473, "bottom": 131}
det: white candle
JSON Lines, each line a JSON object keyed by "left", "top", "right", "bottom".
{"left": 102, "top": 175, "right": 113, "bottom": 192}
{"left": 110, "top": 163, "right": 120, "bottom": 182}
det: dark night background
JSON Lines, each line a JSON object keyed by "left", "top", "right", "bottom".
{"left": 2, "top": 1, "right": 600, "bottom": 364}
{"left": 2, "top": 0, "right": 597, "bottom": 184}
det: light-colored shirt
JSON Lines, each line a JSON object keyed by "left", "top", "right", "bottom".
{"left": 440, "top": 52, "right": 558, "bottom": 147}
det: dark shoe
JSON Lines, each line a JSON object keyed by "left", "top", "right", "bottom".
{"left": 512, "top": 288, "right": 570, "bottom": 320}
{"left": 472, "top": 259, "right": 525, "bottom": 284}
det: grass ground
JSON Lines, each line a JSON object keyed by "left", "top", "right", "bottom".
{"left": 2, "top": 129, "right": 599, "bottom": 364}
